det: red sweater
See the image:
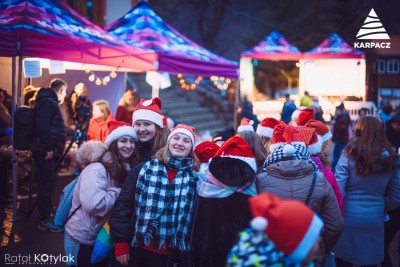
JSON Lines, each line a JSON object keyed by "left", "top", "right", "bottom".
{"left": 115, "top": 167, "right": 178, "bottom": 257}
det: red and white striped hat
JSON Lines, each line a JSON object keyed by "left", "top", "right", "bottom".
{"left": 297, "top": 127, "right": 322, "bottom": 155}
{"left": 305, "top": 119, "right": 332, "bottom": 143}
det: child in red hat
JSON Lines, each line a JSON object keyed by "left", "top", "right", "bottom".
{"left": 227, "top": 193, "right": 323, "bottom": 266}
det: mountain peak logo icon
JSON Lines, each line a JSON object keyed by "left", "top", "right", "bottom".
{"left": 356, "top": 8, "right": 390, "bottom": 39}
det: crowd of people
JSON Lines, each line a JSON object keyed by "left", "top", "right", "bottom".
{"left": 1, "top": 82, "right": 400, "bottom": 267}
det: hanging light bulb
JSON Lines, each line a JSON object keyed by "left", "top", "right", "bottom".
{"left": 88, "top": 74, "right": 95, "bottom": 82}
{"left": 110, "top": 71, "right": 117, "bottom": 78}
{"left": 95, "top": 78, "right": 102, "bottom": 86}
{"left": 102, "top": 79, "right": 108, "bottom": 86}
{"left": 103, "top": 76, "right": 111, "bottom": 83}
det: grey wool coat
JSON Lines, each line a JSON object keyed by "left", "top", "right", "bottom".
{"left": 333, "top": 153, "right": 400, "bottom": 265}
{"left": 256, "top": 159, "right": 343, "bottom": 256}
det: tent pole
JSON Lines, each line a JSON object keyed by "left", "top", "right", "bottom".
{"left": 11, "top": 57, "right": 18, "bottom": 221}
{"left": 151, "top": 85, "right": 159, "bottom": 98}
{"left": 233, "top": 77, "right": 240, "bottom": 129}
{"left": 17, "top": 57, "right": 23, "bottom": 108}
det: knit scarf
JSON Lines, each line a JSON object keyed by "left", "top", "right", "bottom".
{"left": 132, "top": 157, "right": 196, "bottom": 252}
{"left": 262, "top": 144, "right": 319, "bottom": 172}
{"left": 197, "top": 170, "right": 256, "bottom": 198}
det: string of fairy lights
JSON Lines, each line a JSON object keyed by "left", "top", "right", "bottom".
{"left": 84, "top": 69, "right": 232, "bottom": 89}
{"left": 85, "top": 68, "right": 118, "bottom": 86}
{"left": 176, "top": 74, "right": 232, "bottom": 91}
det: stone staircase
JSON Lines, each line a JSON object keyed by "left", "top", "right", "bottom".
{"left": 126, "top": 73, "right": 234, "bottom": 135}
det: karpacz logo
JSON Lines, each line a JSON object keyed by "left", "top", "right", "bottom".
{"left": 354, "top": 8, "right": 391, "bottom": 49}
{"left": 354, "top": 42, "right": 390, "bottom": 49}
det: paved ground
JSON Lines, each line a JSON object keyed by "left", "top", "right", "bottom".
{"left": 0, "top": 140, "right": 399, "bottom": 266}
{"left": 1, "top": 167, "right": 75, "bottom": 266}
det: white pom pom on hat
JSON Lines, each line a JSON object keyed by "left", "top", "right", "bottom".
{"left": 237, "top": 117, "right": 255, "bottom": 133}
{"left": 282, "top": 144, "right": 296, "bottom": 157}
{"left": 249, "top": 193, "right": 324, "bottom": 262}
{"left": 251, "top": 216, "right": 268, "bottom": 231}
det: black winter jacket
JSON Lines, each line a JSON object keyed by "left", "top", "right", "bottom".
{"left": 109, "top": 163, "right": 144, "bottom": 244}
{"left": 137, "top": 140, "right": 153, "bottom": 163}
{"left": 33, "top": 88, "right": 66, "bottom": 156}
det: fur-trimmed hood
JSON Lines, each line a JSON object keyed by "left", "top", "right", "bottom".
{"left": 76, "top": 140, "right": 111, "bottom": 168}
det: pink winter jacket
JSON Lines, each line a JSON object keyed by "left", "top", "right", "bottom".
{"left": 311, "top": 155, "right": 344, "bottom": 213}
{"left": 65, "top": 141, "right": 121, "bottom": 245}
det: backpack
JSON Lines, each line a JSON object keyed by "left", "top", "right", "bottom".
{"left": 54, "top": 175, "right": 81, "bottom": 227}
{"left": 13, "top": 106, "right": 35, "bottom": 150}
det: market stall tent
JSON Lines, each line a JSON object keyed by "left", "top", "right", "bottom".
{"left": 0, "top": 0, "right": 156, "bottom": 220}
{"left": 0, "top": 0, "right": 156, "bottom": 71}
{"left": 240, "top": 31, "right": 302, "bottom": 99}
{"left": 242, "top": 31, "right": 302, "bottom": 61}
{"left": 105, "top": 1, "right": 238, "bottom": 78}
{"left": 300, "top": 33, "right": 366, "bottom": 99}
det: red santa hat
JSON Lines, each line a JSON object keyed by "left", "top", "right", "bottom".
{"left": 256, "top": 117, "right": 281, "bottom": 138}
{"left": 296, "top": 108, "right": 314, "bottom": 126}
{"left": 297, "top": 127, "right": 322, "bottom": 155}
{"left": 249, "top": 193, "right": 323, "bottom": 262}
{"left": 194, "top": 141, "right": 220, "bottom": 163}
{"left": 105, "top": 120, "right": 137, "bottom": 146}
{"left": 167, "top": 124, "right": 195, "bottom": 146}
{"left": 269, "top": 124, "right": 305, "bottom": 155}
{"left": 237, "top": 117, "right": 255, "bottom": 133}
{"left": 132, "top": 97, "right": 164, "bottom": 128}
{"left": 212, "top": 136, "right": 257, "bottom": 172}
{"left": 305, "top": 119, "right": 332, "bottom": 143}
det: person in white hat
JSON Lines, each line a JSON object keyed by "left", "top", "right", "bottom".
{"left": 109, "top": 124, "right": 199, "bottom": 267}
{"left": 131, "top": 97, "right": 169, "bottom": 162}
{"left": 64, "top": 120, "right": 138, "bottom": 266}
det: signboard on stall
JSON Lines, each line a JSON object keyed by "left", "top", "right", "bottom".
{"left": 23, "top": 59, "right": 42, "bottom": 78}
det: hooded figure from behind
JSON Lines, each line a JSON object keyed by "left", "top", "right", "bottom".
{"left": 190, "top": 136, "right": 257, "bottom": 267}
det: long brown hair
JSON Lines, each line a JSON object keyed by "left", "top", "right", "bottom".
{"left": 152, "top": 125, "right": 169, "bottom": 155}
{"left": 101, "top": 140, "right": 139, "bottom": 186}
{"left": 260, "top": 136, "right": 272, "bottom": 156}
{"left": 155, "top": 140, "right": 200, "bottom": 171}
{"left": 346, "top": 116, "right": 395, "bottom": 176}
{"left": 318, "top": 141, "right": 331, "bottom": 169}
{"left": 237, "top": 131, "right": 267, "bottom": 172}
